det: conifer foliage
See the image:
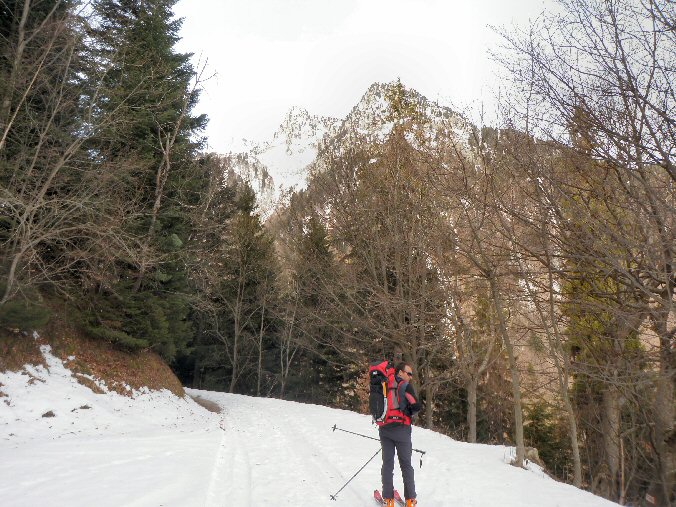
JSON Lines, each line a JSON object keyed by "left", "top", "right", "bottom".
{"left": 0, "top": 1, "right": 242, "bottom": 367}
{"left": 1, "top": 1, "right": 96, "bottom": 322}
{"left": 80, "top": 0, "right": 206, "bottom": 360}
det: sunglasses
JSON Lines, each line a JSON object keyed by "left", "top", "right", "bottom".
{"left": 404, "top": 370, "right": 414, "bottom": 377}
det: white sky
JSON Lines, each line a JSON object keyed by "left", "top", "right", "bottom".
{"left": 173, "top": 0, "right": 553, "bottom": 153}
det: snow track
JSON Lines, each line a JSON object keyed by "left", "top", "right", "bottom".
{"left": 205, "top": 419, "right": 236, "bottom": 507}
{"left": 197, "top": 392, "right": 349, "bottom": 506}
{"left": 1, "top": 348, "right": 619, "bottom": 507}
{"left": 183, "top": 390, "right": 620, "bottom": 507}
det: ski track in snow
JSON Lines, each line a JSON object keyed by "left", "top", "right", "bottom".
{"left": 200, "top": 393, "right": 354, "bottom": 507}
{"left": 218, "top": 407, "right": 253, "bottom": 507}
{"left": 204, "top": 417, "right": 234, "bottom": 507}
{"left": 1, "top": 347, "right": 621, "bottom": 507}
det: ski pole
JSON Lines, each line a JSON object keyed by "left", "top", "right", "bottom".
{"left": 332, "top": 424, "right": 427, "bottom": 466}
{"left": 329, "top": 447, "right": 382, "bottom": 501}
{"left": 332, "top": 424, "right": 380, "bottom": 442}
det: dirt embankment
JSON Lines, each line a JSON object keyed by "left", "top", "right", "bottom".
{"left": 0, "top": 312, "right": 184, "bottom": 397}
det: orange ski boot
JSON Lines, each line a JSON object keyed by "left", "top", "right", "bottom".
{"left": 384, "top": 499, "right": 395, "bottom": 507}
{"left": 406, "top": 499, "right": 417, "bottom": 507}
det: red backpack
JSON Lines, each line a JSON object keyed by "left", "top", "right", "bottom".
{"left": 368, "top": 360, "right": 411, "bottom": 426}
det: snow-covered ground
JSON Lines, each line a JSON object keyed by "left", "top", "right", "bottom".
{"left": 0, "top": 344, "right": 619, "bottom": 507}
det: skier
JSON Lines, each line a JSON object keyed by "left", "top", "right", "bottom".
{"left": 379, "top": 362, "right": 421, "bottom": 507}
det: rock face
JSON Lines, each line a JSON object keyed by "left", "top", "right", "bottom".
{"left": 222, "top": 107, "right": 340, "bottom": 219}
{"left": 224, "top": 81, "right": 474, "bottom": 219}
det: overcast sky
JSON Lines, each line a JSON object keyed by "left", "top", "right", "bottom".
{"left": 173, "top": 0, "right": 553, "bottom": 153}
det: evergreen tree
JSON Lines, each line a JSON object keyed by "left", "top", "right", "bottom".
{"left": 216, "top": 185, "right": 278, "bottom": 393}
{"left": 524, "top": 401, "right": 573, "bottom": 480}
{"left": 81, "top": 0, "right": 206, "bottom": 360}
{"left": 287, "top": 215, "right": 352, "bottom": 405}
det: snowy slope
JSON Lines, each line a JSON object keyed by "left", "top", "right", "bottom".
{"left": 0, "top": 344, "right": 222, "bottom": 507}
{"left": 0, "top": 345, "right": 619, "bottom": 507}
{"left": 224, "top": 107, "right": 340, "bottom": 219}
{"left": 226, "top": 81, "right": 475, "bottom": 220}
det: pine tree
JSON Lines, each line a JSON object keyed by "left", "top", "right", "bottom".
{"left": 217, "top": 185, "right": 278, "bottom": 393}
{"left": 289, "top": 215, "right": 349, "bottom": 405}
{"left": 81, "top": 0, "right": 206, "bottom": 360}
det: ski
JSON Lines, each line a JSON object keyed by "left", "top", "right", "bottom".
{"left": 374, "top": 489, "right": 385, "bottom": 505}
{"left": 375, "top": 489, "right": 406, "bottom": 506}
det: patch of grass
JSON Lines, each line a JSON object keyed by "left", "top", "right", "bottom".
{"left": 73, "top": 374, "right": 105, "bottom": 394}
{"left": 68, "top": 359, "right": 93, "bottom": 377}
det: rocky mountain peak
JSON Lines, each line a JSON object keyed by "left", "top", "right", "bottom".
{"left": 224, "top": 81, "right": 475, "bottom": 220}
{"left": 268, "top": 106, "right": 339, "bottom": 153}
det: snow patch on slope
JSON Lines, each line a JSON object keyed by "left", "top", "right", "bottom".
{"left": 226, "top": 107, "right": 340, "bottom": 219}
{"left": 0, "top": 344, "right": 216, "bottom": 444}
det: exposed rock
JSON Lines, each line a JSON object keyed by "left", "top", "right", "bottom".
{"left": 225, "top": 80, "right": 472, "bottom": 221}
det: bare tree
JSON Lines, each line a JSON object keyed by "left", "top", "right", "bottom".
{"left": 446, "top": 275, "right": 502, "bottom": 443}
{"left": 0, "top": 3, "right": 134, "bottom": 308}
{"left": 432, "top": 131, "right": 528, "bottom": 467}
{"left": 498, "top": 1, "right": 674, "bottom": 502}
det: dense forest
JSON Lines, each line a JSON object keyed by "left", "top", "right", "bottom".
{"left": 0, "top": 1, "right": 673, "bottom": 506}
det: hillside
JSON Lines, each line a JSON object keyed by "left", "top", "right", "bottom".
{"left": 224, "top": 81, "right": 473, "bottom": 219}
{"left": 0, "top": 319, "right": 183, "bottom": 397}
{"left": 0, "top": 345, "right": 619, "bottom": 507}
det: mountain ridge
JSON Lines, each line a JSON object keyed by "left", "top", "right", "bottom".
{"left": 223, "top": 81, "right": 474, "bottom": 219}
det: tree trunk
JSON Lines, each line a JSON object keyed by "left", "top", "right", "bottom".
{"left": 425, "top": 380, "right": 434, "bottom": 430}
{"left": 0, "top": 0, "right": 30, "bottom": 150}
{"left": 562, "top": 376, "right": 583, "bottom": 487}
{"left": 1, "top": 247, "right": 24, "bottom": 305}
{"left": 191, "top": 314, "right": 205, "bottom": 389}
{"left": 256, "top": 299, "right": 266, "bottom": 397}
{"left": 278, "top": 299, "right": 297, "bottom": 400}
{"left": 602, "top": 386, "right": 622, "bottom": 501}
{"left": 467, "top": 376, "right": 478, "bottom": 443}
{"left": 192, "top": 357, "right": 202, "bottom": 390}
{"left": 279, "top": 376, "right": 286, "bottom": 399}
{"left": 650, "top": 316, "right": 675, "bottom": 506}
{"left": 228, "top": 326, "right": 239, "bottom": 394}
{"left": 489, "top": 275, "right": 525, "bottom": 467}
{"left": 545, "top": 253, "right": 583, "bottom": 487}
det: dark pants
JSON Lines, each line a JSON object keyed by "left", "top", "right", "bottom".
{"left": 380, "top": 424, "right": 416, "bottom": 500}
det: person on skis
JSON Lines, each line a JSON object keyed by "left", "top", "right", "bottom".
{"left": 380, "top": 362, "right": 421, "bottom": 507}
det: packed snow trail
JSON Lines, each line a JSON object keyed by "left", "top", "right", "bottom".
{"left": 0, "top": 346, "right": 619, "bottom": 506}
{"left": 191, "top": 390, "right": 619, "bottom": 507}
{"left": 197, "top": 391, "right": 369, "bottom": 507}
